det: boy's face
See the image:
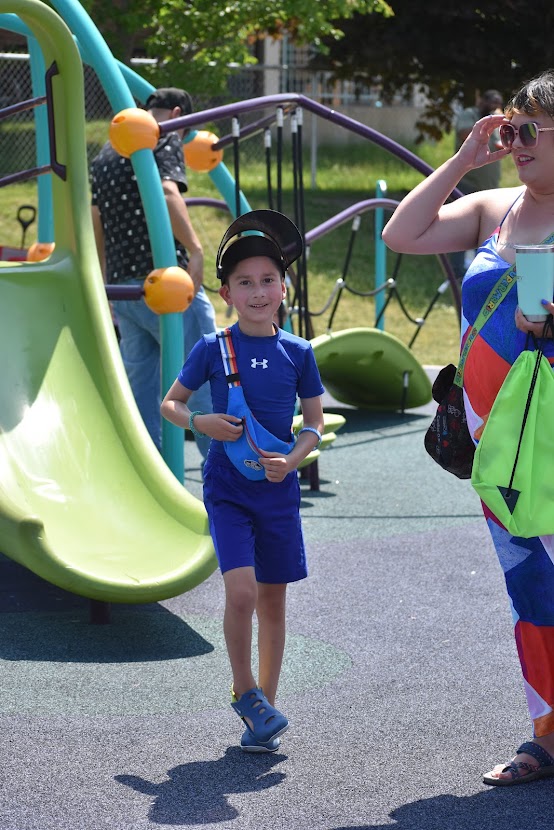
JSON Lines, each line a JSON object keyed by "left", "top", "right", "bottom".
{"left": 219, "top": 256, "right": 286, "bottom": 331}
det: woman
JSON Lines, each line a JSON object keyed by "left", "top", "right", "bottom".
{"left": 383, "top": 70, "right": 554, "bottom": 786}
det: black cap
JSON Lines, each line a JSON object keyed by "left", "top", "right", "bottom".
{"left": 145, "top": 87, "right": 193, "bottom": 116}
{"left": 217, "top": 209, "right": 303, "bottom": 282}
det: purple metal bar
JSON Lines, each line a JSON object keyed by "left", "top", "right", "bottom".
{"left": 305, "top": 198, "right": 400, "bottom": 244}
{"left": 0, "top": 64, "right": 66, "bottom": 189}
{"left": 105, "top": 284, "right": 144, "bottom": 300}
{"left": 44, "top": 62, "right": 66, "bottom": 181}
{"left": 0, "top": 94, "right": 47, "bottom": 122}
{"left": 305, "top": 198, "right": 461, "bottom": 313}
{"left": 0, "top": 164, "right": 53, "bottom": 188}
{"left": 158, "top": 92, "right": 464, "bottom": 199}
{"left": 211, "top": 107, "right": 293, "bottom": 150}
{"left": 185, "top": 197, "right": 230, "bottom": 211}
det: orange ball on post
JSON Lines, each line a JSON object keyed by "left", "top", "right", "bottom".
{"left": 143, "top": 267, "right": 195, "bottom": 314}
{"left": 109, "top": 108, "right": 160, "bottom": 158}
{"left": 26, "top": 241, "right": 55, "bottom": 262}
{"left": 184, "top": 131, "right": 223, "bottom": 172}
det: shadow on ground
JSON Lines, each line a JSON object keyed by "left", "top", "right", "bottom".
{"left": 331, "top": 783, "right": 554, "bottom": 830}
{"left": 0, "top": 554, "right": 213, "bottom": 663}
{"left": 116, "top": 747, "right": 287, "bottom": 825}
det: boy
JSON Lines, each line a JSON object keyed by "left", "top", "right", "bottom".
{"left": 161, "top": 210, "right": 324, "bottom": 752}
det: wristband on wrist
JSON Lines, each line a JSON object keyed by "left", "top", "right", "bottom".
{"left": 298, "top": 426, "right": 322, "bottom": 448}
{"left": 189, "top": 410, "right": 205, "bottom": 438}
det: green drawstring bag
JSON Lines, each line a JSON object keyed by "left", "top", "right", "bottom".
{"left": 471, "top": 337, "right": 554, "bottom": 537}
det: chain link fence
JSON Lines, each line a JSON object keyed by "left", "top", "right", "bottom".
{"left": 0, "top": 36, "right": 424, "bottom": 180}
{"left": 0, "top": 48, "right": 113, "bottom": 176}
{"left": 0, "top": 49, "right": 266, "bottom": 176}
{"left": 0, "top": 50, "right": 296, "bottom": 180}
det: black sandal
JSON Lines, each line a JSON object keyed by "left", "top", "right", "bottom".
{"left": 483, "top": 741, "right": 554, "bottom": 786}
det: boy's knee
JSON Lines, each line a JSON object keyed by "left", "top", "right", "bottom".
{"left": 224, "top": 571, "right": 257, "bottom": 614}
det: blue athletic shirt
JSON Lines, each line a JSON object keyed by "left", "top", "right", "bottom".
{"left": 178, "top": 322, "right": 324, "bottom": 456}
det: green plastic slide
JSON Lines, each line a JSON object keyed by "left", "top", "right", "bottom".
{"left": 0, "top": 0, "right": 215, "bottom": 602}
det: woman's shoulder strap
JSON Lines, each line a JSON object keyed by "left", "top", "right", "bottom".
{"left": 498, "top": 189, "right": 525, "bottom": 229}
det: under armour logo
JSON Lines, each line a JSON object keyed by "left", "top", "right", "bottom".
{"left": 251, "top": 358, "right": 268, "bottom": 369}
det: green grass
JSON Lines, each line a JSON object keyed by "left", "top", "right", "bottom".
{"left": 0, "top": 134, "right": 520, "bottom": 366}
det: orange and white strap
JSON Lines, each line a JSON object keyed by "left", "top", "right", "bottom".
{"left": 217, "top": 328, "right": 241, "bottom": 388}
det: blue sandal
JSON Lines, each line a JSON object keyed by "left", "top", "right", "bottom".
{"left": 231, "top": 687, "right": 288, "bottom": 744}
{"left": 483, "top": 741, "right": 554, "bottom": 786}
{"left": 240, "top": 729, "right": 281, "bottom": 753}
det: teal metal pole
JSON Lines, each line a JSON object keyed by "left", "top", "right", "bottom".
{"left": 48, "top": 0, "right": 185, "bottom": 481}
{"left": 374, "top": 179, "right": 387, "bottom": 331}
{"left": 209, "top": 163, "right": 251, "bottom": 218}
{"left": 1, "top": 3, "right": 254, "bottom": 481}
{"left": 0, "top": 16, "right": 52, "bottom": 243}
{"left": 28, "top": 37, "right": 53, "bottom": 243}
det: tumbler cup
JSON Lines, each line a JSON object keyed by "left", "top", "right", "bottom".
{"left": 515, "top": 244, "right": 554, "bottom": 321}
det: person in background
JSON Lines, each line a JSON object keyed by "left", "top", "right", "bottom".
{"left": 91, "top": 87, "right": 216, "bottom": 462}
{"left": 449, "top": 89, "right": 505, "bottom": 279}
{"left": 382, "top": 69, "right": 554, "bottom": 787}
{"left": 161, "top": 210, "right": 324, "bottom": 753}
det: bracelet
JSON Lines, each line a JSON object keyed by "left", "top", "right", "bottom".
{"left": 298, "top": 426, "right": 322, "bottom": 448}
{"left": 189, "top": 410, "right": 205, "bottom": 438}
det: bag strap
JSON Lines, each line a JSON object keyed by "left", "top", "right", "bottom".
{"left": 454, "top": 231, "right": 554, "bottom": 387}
{"left": 217, "top": 328, "right": 241, "bottom": 388}
{"left": 505, "top": 335, "right": 543, "bottom": 499}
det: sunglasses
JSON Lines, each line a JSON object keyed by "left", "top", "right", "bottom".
{"left": 499, "top": 121, "right": 554, "bottom": 149}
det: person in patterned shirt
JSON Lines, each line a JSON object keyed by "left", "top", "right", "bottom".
{"left": 90, "top": 87, "right": 216, "bottom": 461}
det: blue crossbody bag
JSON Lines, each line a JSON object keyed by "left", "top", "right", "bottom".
{"left": 217, "top": 328, "right": 294, "bottom": 481}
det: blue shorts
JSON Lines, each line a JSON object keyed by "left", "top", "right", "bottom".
{"left": 202, "top": 451, "right": 308, "bottom": 584}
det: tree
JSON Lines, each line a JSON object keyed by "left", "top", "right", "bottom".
{"left": 81, "top": 0, "right": 392, "bottom": 94}
{"left": 80, "top": 0, "right": 160, "bottom": 64}
{"left": 317, "top": 0, "right": 554, "bottom": 140}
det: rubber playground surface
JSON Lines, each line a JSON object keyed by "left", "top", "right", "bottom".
{"left": 1, "top": 384, "right": 552, "bottom": 830}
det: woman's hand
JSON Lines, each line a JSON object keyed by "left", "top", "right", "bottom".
{"left": 515, "top": 304, "right": 554, "bottom": 336}
{"left": 457, "top": 114, "right": 510, "bottom": 169}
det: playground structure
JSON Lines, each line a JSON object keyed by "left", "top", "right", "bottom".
{"left": 108, "top": 96, "right": 461, "bottom": 415}
{"left": 0, "top": 0, "right": 462, "bottom": 611}
{"left": 0, "top": 0, "right": 217, "bottom": 612}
